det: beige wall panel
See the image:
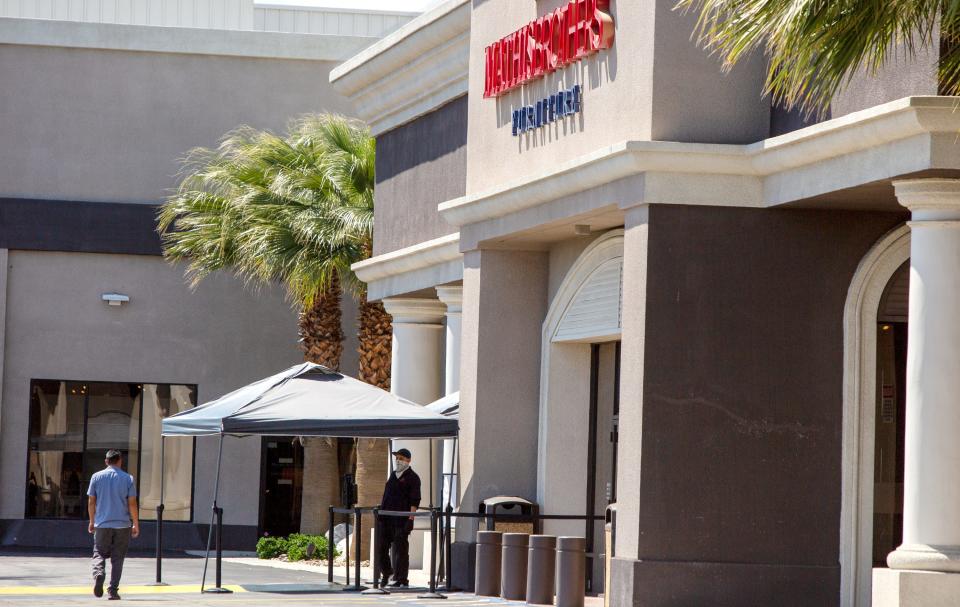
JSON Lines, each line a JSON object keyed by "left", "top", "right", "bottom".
{"left": 466, "top": 0, "right": 655, "bottom": 193}
{"left": 0, "top": 44, "right": 353, "bottom": 203}
{"left": 540, "top": 342, "right": 591, "bottom": 538}
{"left": 465, "top": 0, "right": 769, "bottom": 194}
{"left": 0, "top": 251, "right": 302, "bottom": 525}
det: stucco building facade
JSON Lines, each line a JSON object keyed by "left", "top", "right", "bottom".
{"left": 332, "top": 1, "right": 960, "bottom": 605}
{"left": 0, "top": 3, "right": 413, "bottom": 550}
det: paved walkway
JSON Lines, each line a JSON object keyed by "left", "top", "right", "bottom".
{"left": 0, "top": 552, "right": 603, "bottom": 606}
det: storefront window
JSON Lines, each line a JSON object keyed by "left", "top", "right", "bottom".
{"left": 26, "top": 380, "right": 196, "bottom": 521}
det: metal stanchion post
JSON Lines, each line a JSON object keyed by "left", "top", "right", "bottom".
{"left": 418, "top": 508, "right": 446, "bottom": 599}
{"left": 445, "top": 506, "right": 453, "bottom": 591}
{"left": 154, "top": 503, "right": 165, "bottom": 584}
{"left": 362, "top": 509, "right": 389, "bottom": 595}
{"left": 353, "top": 508, "right": 363, "bottom": 591}
{"left": 345, "top": 512, "right": 351, "bottom": 587}
{"left": 328, "top": 506, "right": 335, "bottom": 584}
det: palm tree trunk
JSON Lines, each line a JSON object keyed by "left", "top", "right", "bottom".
{"left": 298, "top": 279, "right": 344, "bottom": 535}
{"left": 299, "top": 277, "right": 344, "bottom": 370}
{"left": 353, "top": 291, "right": 392, "bottom": 559}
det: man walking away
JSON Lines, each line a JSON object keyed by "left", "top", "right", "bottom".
{"left": 377, "top": 448, "right": 421, "bottom": 588}
{"left": 88, "top": 449, "right": 140, "bottom": 600}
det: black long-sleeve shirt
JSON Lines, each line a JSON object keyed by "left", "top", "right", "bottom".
{"left": 381, "top": 468, "right": 421, "bottom": 514}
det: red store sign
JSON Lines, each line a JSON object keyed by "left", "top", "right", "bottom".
{"left": 483, "top": 0, "right": 614, "bottom": 98}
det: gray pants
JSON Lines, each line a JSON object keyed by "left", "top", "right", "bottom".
{"left": 92, "top": 527, "right": 131, "bottom": 591}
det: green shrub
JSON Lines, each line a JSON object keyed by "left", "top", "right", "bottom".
{"left": 257, "top": 532, "right": 339, "bottom": 561}
{"left": 286, "top": 533, "right": 337, "bottom": 561}
{"left": 256, "top": 536, "right": 289, "bottom": 560}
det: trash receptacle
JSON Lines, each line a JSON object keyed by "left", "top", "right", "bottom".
{"left": 603, "top": 504, "right": 616, "bottom": 607}
{"left": 479, "top": 496, "right": 540, "bottom": 534}
{"left": 475, "top": 531, "right": 502, "bottom": 597}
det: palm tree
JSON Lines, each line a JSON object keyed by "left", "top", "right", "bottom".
{"left": 677, "top": 0, "right": 960, "bottom": 115}
{"left": 302, "top": 117, "right": 393, "bottom": 540}
{"left": 158, "top": 115, "right": 390, "bottom": 545}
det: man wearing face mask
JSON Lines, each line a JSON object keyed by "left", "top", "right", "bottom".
{"left": 377, "top": 448, "right": 421, "bottom": 588}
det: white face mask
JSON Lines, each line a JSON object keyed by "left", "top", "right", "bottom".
{"left": 395, "top": 459, "right": 410, "bottom": 476}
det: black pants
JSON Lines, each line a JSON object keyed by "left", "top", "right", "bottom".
{"left": 92, "top": 527, "right": 131, "bottom": 592}
{"left": 377, "top": 521, "right": 411, "bottom": 584}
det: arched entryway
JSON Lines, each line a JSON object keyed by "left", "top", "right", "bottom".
{"left": 841, "top": 224, "right": 910, "bottom": 607}
{"left": 537, "top": 229, "right": 623, "bottom": 594}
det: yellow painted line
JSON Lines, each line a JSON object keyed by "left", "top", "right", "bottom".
{"left": 0, "top": 584, "right": 245, "bottom": 595}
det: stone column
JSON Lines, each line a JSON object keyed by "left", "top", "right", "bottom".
{"left": 436, "top": 285, "right": 463, "bottom": 510}
{"left": 381, "top": 297, "right": 445, "bottom": 509}
{"left": 885, "top": 179, "right": 960, "bottom": 587}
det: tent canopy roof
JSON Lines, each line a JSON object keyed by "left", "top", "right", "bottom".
{"left": 426, "top": 391, "right": 459, "bottom": 418}
{"left": 162, "top": 363, "right": 458, "bottom": 439}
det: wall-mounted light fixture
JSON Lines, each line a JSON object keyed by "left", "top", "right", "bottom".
{"left": 101, "top": 292, "right": 130, "bottom": 306}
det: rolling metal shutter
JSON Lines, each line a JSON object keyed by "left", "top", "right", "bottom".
{"left": 553, "top": 257, "right": 623, "bottom": 342}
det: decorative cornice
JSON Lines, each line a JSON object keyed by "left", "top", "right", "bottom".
{"left": 329, "top": 0, "right": 469, "bottom": 136}
{"left": 352, "top": 233, "right": 462, "bottom": 302}
{"left": 353, "top": 233, "right": 460, "bottom": 283}
{"left": 441, "top": 97, "right": 960, "bottom": 228}
{"left": 0, "top": 17, "right": 374, "bottom": 61}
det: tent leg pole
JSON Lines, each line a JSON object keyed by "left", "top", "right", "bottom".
{"left": 149, "top": 435, "right": 168, "bottom": 586}
{"left": 202, "top": 433, "right": 232, "bottom": 594}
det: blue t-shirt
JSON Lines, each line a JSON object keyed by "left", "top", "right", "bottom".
{"left": 87, "top": 466, "right": 137, "bottom": 529}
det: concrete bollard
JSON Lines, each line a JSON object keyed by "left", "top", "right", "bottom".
{"left": 475, "top": 531, "right": 503, "bottom": 596}
{"left": 525, "top": 535, "right": 557, "bottom": 605}
{"left": 500, "top": 533, "right": 529, "bottom": 600}
{"left": 556, "top": 536, "right": 586, "bottom": 607}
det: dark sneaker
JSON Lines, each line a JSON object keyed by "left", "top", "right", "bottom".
{"left": 389, "top": 580, "right": 409, "bottom": 588}
{"left": 107, "top": 589, "right": 121, "bottom": 600}
{"left": 93, "top": 574, "right": 104, "bottom": 598}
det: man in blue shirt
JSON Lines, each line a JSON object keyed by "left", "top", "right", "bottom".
{"left": 88, "top": 449, "right": 140, "bottom": 600}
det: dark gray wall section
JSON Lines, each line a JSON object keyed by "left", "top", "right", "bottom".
{"left": 830, "top": 30, "right": 939, "bottom": 123}
{"left": 630, "top": 205, "right": 907, "bottom": 606}
{"left": 373, "top": 95, "right": 466, "bottom": 256}
{"left": 0, "top": 198, "right": 161, "bottom": 255}
{"left": 0, "top": 519, "right": 256, "bottom": 551}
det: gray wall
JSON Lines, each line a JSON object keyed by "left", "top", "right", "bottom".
{"left": 0, "top": 43, "right": 354, "bottom": 203}
{"left": 373, "top": 95, "right": 467, "bottom": 256}
{"left": 0, "top": 251, "right": 303, "bottom": 528}
{"left": 831, "top": 29, "right": 940, "bottom": 119}
{"left": 612, "top": 205, "right": 907, "bottom": 607}
{"left": 648, "top": 1, "right": 770, "bottom": 144}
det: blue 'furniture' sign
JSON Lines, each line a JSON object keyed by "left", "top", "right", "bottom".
{"left": 512, "top": 84, "right": 582, "bottom": 136}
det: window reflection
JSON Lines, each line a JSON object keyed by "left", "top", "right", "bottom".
{"left": 26, "top": 379, "right": 196, "bottom": 521}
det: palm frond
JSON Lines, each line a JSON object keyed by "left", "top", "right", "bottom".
{"left": 158, "top": 113, "right": 377, "bottom": 306}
